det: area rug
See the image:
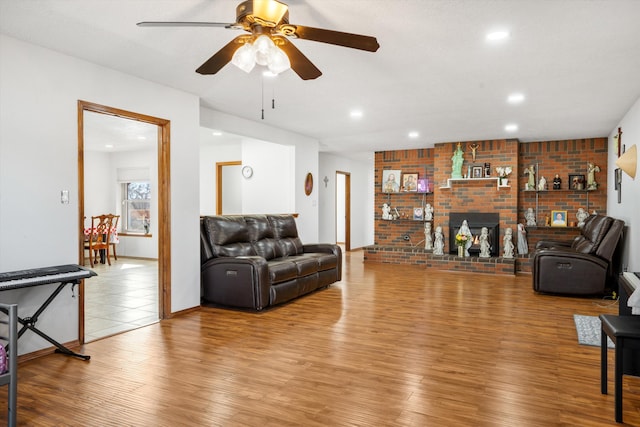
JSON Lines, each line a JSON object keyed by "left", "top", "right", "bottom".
{"left": 574, "top": 314, "right": 614, "bottom": 348}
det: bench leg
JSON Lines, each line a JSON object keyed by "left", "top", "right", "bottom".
{"left": 615, "top": 338, "right": 623, "bottom": 423}
{"left": 601, "top": 324, "right": 608, "bottom": 395}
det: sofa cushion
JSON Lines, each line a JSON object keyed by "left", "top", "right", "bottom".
{"left": 253, "top": 239, "right": 279, "bottom": 260}
{"left": 267, "top": 259, "right": 298, "bottom": 284}
{"left": 573, "top": 215, "right": 613, "bottom": 254}
{"left": 268, "top": 215, "right": 303, "bottom": 256}
{"left": 302, "top": 253, "right": 338, "bottom": 271}
{"left": 203, "top": 216, "right": 256, "bottom": 258}
{"left": 288, "top": 255, "right": 319, "bottom": 277}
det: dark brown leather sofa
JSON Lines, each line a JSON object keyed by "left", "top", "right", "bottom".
{"left": 532, "top": 214, "right": 625, "bottom": 295}
{"left": 200, "top": 214, "right": 342, "bottom": 310}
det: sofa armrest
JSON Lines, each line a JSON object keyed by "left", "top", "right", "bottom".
{"left": 201, "top": 256, "right": 271, "bottom": 310}
{"left": 533, "top": 249, "right": 609, "bottom": 295}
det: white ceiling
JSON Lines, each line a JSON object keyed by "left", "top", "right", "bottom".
{"left": 2, "top": 0, "right": 640, "bottom": 158}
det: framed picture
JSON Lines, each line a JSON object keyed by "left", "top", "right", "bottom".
{"left": 413, "top": 207, "right": 424, "bottom": 221}
{"left": 402, "top": 173, "right": 418, "bottom": 192}
{"left": 381, "top": 169, "right": 401, "bottom": 193}
{"left": 568, "top": 174, "right": 585, "bottom": 190}
{"left": 550, "top": 210, "right": 567, "bottom": 227}
{"left": 472, "top": 166, "right": 483, "bottom": 178}
{"left": 417, "top": 178, "right": 428, "bottom": 193}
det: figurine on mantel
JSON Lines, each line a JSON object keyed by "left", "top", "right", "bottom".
{"left": 525, "top": 165, "right": 536, "bottom": 190}
{"left": 576, "top": 208, "right": 589, "bottom": 228}
{"left": 517, "top": 223, "right": 528, "bottom": 255}
{"left": 479, "top": 227, "right": 491, "bottom": 258}
{"left": 587, "top": 162, "right": 601, "bottom": 190}
{"left": 525, "top": 207, "right": 536, "bottom": 226}
{"left": 433, "top": 226, "right": 445, "bottom": 255}
{"left": 503, "top": 228, "right": 515, "bottom": 259}
{"left": 424, "top": 222, "right": 433, "bottom": 250}
{"left": 451, "top": 143, "right": 464, "bottom": 179}
{"left": 538, "top": 176, "right": 547, "bottom": 191}
{"left": 424, "top": 203, "right": 434, "bottom": 221}
{"left": 382, "top": 203, "right": 392, "bottom": 220}
{"left": 553, "top": 174, "right": 562, "bottom": 190}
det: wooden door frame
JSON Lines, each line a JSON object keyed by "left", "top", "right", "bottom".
{"left": 337, "top": 171, "right": 351, "bottom": 251}
{"left": 77, "top": 100, "right": 171, "bottom": 342}
{"left": 216, "top": 161, "right": 241, "bottom": 214}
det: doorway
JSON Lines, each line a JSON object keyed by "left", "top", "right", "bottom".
{"left": 77, "top": 100, "right": 171, "bottom": 342}
{"left": 336, "top": 171, "right": 351, "bottom": 251}
{"left": 216, "top": 161, "right": 242, "bottom": 214}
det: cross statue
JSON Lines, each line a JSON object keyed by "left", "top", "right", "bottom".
{"left": 468, "top": 143, "right": 480, "bottom": 161}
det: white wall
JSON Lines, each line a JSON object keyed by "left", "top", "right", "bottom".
{"left": 199, "top": 139, "right": 241, "bottom": 215}
{"left": 0, "top": 34, "right": 200, "bottom": 354}
{"left": 607, "top": 95, "right": 640, "bottom": 272}
{"left": 200, "top": 108, "right": 320, "bottom": 242}
{"left": 319, "top": 153, "right": 375, "bottom": 249}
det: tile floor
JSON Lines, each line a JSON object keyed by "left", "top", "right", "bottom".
{"left": 84, "top": 258, "right": 159, "bottom": 342}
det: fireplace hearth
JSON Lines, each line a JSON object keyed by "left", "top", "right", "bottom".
{"left": 449, "top": 213, "right": 500, "bottom": 256}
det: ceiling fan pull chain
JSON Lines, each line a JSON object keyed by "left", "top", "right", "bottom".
{"left": 261, "top": 73, "right": 265, "bottom": 120}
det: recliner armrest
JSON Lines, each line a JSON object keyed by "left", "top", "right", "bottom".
{"left": 201, "top": 256, "right": 271, "bottom": 310}
{"left": 303, "top": 243, "right": 342, "bottom": 257}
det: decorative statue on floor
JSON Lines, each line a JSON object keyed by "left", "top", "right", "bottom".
{"left": 424, "top": 222, "right": 433, "bottom": 250}
{"left": 424, "top": 203, "right": 434, "bottom": 221}
{"left": 479, "top": 227, "right": 491, "bottom": 258}
{"left": 382, "top": 203, "right": 392, "bottom": 220}
{"left": 517, "top": 223, "right": 528, "bottom": 255}
{"left": 587, "top": 162, "right": 601, "bottom": 190}
{"left": 451, "top": 143, "right": 464, "bottom": 179}
{"left": 576, "top": 207, "right": 589, "bottom": 228}
{"left": 503, "top": 228, "right": 515, "bottom": 259}
{"left": 537, "top": 176, "right": 546, "bottom": 191}
{"left": 525, "top": 207, "right": 536, "bottom": 226}
{"left": 524, "top": 165, "right": 535, "bottom": 190}
{"left": 433, "top": 226, "right": 444, "bottom": 255}
{"left": 458, "top": 219, "right": 473, "bottom": 257}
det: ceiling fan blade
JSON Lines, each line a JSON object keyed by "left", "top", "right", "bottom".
{"left": 277, "top": 38, "right": 322, "bottom": 80}
{"left": 196, "top": 36, "right": 247, "bottom": 75}
{"left": 137, "top": 21, "right": 238, "bottom": 28}
{"left": 280, "top": 25, "right": 380, "bottom": 52}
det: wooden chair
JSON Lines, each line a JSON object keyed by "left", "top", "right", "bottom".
{"left": 109, "top": 215, "right": 120, "bottom": 261}
{"left": 84, "top": 214, "right": 114, "bottom": 267}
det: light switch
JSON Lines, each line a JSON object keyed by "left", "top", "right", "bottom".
{"left": 61, "top": 190, "right": 69, "bottom": 204}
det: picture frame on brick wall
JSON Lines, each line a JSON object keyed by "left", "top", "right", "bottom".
{"left": 382, "top": 169, "right": 401, "bottom": 193}
{"left": 472, "top": 166, "right": 483, "bottom": 178}
{"left": 402, "top": 173, "right": 418, "bottom": 192}
{"left": 551, "top": 210, "right": 567, "bottom": 227}
{"left": 413, "top": 207, "right": 424, "bottom": 221}
{"left": 568, "top": 174, "right": 585, "bottom": 190}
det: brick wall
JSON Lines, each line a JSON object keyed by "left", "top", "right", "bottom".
{"left": 370, "top": 137, "right": 608, "bottom": 274}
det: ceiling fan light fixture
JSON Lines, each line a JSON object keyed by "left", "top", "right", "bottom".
{"left": 254, "top": 35, "right": 275, "bottom": 65}
{"left": 250, "top": 0, "right": 289, "bottom": 26}
{"left": 267, "top": 46, "right": 291, "bottom": 74}
{"left": 231, "top": 43, "right": 256, "bottom": 73}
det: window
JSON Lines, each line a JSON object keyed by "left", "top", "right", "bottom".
{"left": 122, "top": 182, "right": 151, "bottom": 233}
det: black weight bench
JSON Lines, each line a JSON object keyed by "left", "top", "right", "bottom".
{"left": 600, "top": 314, "right": 640, "bottom": 423}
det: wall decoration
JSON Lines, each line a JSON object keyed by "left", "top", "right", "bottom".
{"left": 472, "top": 166, "right": 483, "bottom": 178}
{"left": 417, "top": 178, "right": 428, "bottom": 193}
{"left": 304, "top": 172, "right": 313, "bottom": 196}
{"left": 402, "top": 173, "right": 418, "bottom": 192}
{"left": 382, "top": 169, "right": 401, "bottom": 193}
{"left": 551, "top": 210, "right": 567, "bottom": 227}
{"left": 568, "top": 174, "right": 585, "bottom": 190}
{"left": 413, "top": 207, "right": 424, "bottom": 221}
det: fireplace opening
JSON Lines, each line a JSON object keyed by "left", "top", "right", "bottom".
{"left": 449, "top": 213, "right": 500, "bottom": 256}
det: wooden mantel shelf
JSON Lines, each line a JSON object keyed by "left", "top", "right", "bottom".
{"left": 439, "top": 177, "right": 510, "bottom": 190}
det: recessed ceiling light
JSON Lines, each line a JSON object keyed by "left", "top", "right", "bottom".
{"left": 350, "top": 110, "right": 363, "bottom": 119}
{"left": 486, "top": 30, "right": 510, "bottom": 41}
{"left": 507, "top": 93, "right": 525, "bottom": 104}
{"left": 212, "top": 131, "right": 223, "bottom": 136}
{"left": 408, "top": 131, "right": 419, "bottom": 138}
{"left": 505, "top": 124, "right": 518, "bottom": 132}
{"left": 137, "top": 136, "right": 146, "bottom": 140}
{"left": 105, "top": 144, "right": 114, "bottom": 149}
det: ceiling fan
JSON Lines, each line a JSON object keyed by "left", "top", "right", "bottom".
{"left": 137, "top": 0, "right": 380, "bottom": 80}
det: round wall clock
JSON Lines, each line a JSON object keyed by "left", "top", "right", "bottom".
{"left": 304, "top": 172, "right": 313, "bottom": 196}
{"left": 242, "top": 165, "right": 253, "bottom": 179}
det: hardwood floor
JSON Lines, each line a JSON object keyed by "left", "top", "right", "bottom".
{"left": 2, "top": 250, "right": 639, "bottom": 426}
